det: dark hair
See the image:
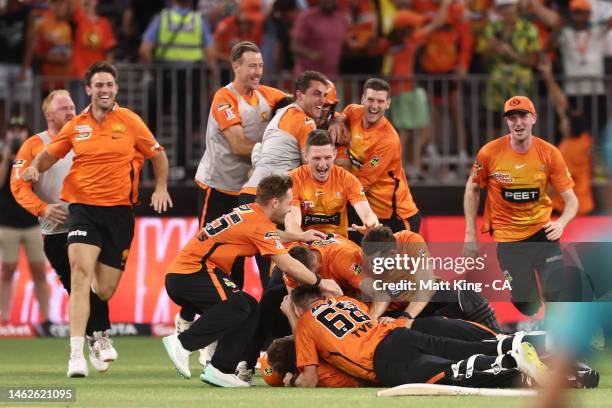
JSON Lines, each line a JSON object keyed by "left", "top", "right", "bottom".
{"left": 305, "top": 129, "right": 333, "bottom": 150}
{"left": 362, "top": 225, "right": 397, "bottom": 257}
{"left": 289, "top": 246, "right": 316, "bottom": 270}
{"left": 266, "top": 336, "right": 297, "bottom": 376}
{"left": 84, "top": 61, "right": 118, "bottom": 86}
{"left": 290, "top": 284, "right": 323, "bottom": 309}
{"left": 294, "top": 70, "right": 328, "bottom": 95}
{"left": 271, "top": 95, "right": 296, "bottom": 117}
{"left": 231, "top": 41, "right": 261, "bottom": 63}
{"left": 363, "top": 78, "right": 391, "bottom": 98}
{"left": 256, "top": 174, "right": 293, "bottom": 205}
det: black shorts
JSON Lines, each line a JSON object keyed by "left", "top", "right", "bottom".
{"left": 198, "top": 185, "right": 239, "bottom": 228}
{"left": 67, "top": 204, "right": 135, "bottom": 270}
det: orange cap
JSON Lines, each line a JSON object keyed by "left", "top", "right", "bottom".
{"left": 569, "top": 0, "right": 591, "bottom": 11}
{"left": 325, "top": 81, "right": 338, "bottom": 105}
{"left": 503, "top": 96, "right": 536, "bottom": 116}
{"left": 258, "top": 354, "right": 284, "bottom": 387}
{"left": 393, "top": 10, "right": 427, "bottom": 29}
{"left": 239, "top": 0, "right": 265, "bottom": 22}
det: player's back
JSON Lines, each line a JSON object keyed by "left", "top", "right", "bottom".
{"left": 168, "top": 203, "right": 283, "bottom": 275}
{"left": 295, "top": 296, "right": 403, "bottom": 382}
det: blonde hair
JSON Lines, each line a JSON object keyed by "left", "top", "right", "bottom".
{"left": 42, "top": 89, "right": 70, "bottom": 113}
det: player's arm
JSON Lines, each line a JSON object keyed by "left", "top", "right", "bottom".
{"left": 286, "top": 365, "right": 318, "bottom": 388}
{"left": 278, "top": 228, "right": 327, "bottom": 244}
{"left": 280, "top": 294, "right": 300, "bottom": 332}
{"left": 149, "top": 150, "right": 173, "bottom": 213}
{"left": 368, "top": 300, "right": 390, "bottom": 321}
{"left": 222, "top": 125, "right": 257, "bottom": 156}
{"left": 463, "top": 177, "right": 481, "bottom": 253}
{"left": 351, "top": 201, "right": 379, "bottom": 235}
{"left": 545, "top": 189, "right": 578, "bottom": 241}
{"left": 20, "top": 150, "right": 59, "bottom": 183}
{"left": 272, "top": 253, "right": 343, "bottom": 297}
{"left": 283, "top": 205, "right": 303, "bottom": 234}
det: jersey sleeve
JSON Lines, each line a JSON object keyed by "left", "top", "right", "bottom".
{"left": 342, "top": 104, "right": 359, "bottom": 128}
{"left": 46, "top": 125, "right": 73, "bottom": 160}
{"left": 211, "top": 88, "right": 242, "bottom": 131}
{"left": 10, "top": 136, "right": 48, "bottom": 217}
{"left": 358, "top": 131, "right": 400, "bottom": 189}
{"left": 259, "top": 85, "right": 290, "bottom": 108}
{"left": 129, "top": 111, "right": 164, "bottom": 158}
{"left": 548, "top": 146, "right": 574, "bottom": 193}
{"left": 250, "top": 227, "right": 288, "bottom": 257}
{"left": 295, "top": 318, "right": 320, "bottom": 369}
{"left": 471, "top": 147, "right": 489, "bottom": 188}
{"left": 332, "top": 253, "right": 364, "bottom": 292}
{"left": 289, "top": 168, "right": 303, "bottom": 207}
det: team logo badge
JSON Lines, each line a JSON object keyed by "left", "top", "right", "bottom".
{"left": 369, "top": 156, "right": 380, "bottom": 167}
{"left": 264, "top": 367, "right": 273, "bottom": 376}
{"left": 223, "top": 278, "right": 237, "bottom": 289}
{"left": 12, "top": 159, "right": 25, "bottom": 168}
{"left": 509, "top": 98, "right": 521, "bottom": 106}
{"left": 112, "top": 123, "right": 125, "bottom": 133}
{"left": 351, "top": 263, "right": 362, "bottom": 276}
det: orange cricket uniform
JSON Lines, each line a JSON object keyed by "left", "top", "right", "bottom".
{"left": 168, "top": 203, "right": 286, "bottom": 279}
{"left": 472, "top": 135, "right": 574, "bottom": 242}
{"left": 284, "top": 234, "right": 364, "bottom": 297}
{"left": 290, "top": 165, "right": 367, "bottom": 237}
{"left": 33, "top": 10, "right": 73, "bottom": 78}
{"left": 343, "top": 104, "right": 418, "bottom": 221}
{"left": 278, "top": 106, "right": 317, "bottom": 150}
{"left": 213, "top": 15, "right": 263, "bottom": 62}
{"left": 71, "top": 6, "right": 116, "bottom": 78}
{"left": 46, "top": 104, "right": 162, "bottom": 206}
{"left": 553, "top": 133, "right": 594, "bottom": 216}
{"left": 295, "top": 296, "right": 405, "bottom": 382}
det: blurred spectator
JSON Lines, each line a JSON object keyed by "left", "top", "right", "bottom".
{"left": 213, "top": 0, "right": 265, "bottom": 65}
{"left": 339, "top": 0, "right": 380, "bottom": 75}
{"left": 518, "top": 0, "right": 560, "bottom": 59}
{"left": 539, "top": 57, "right": 594, "bottom": 216}
{"left": 0, "top": 0, "right": 34, "bottom": 129}
{"left": 291, "top": 0, "right": 348, "bottom": 77}
{"left": 118, "top": 0, "right": 165, "bottom": 62}
{"left": 32, "top": 0, "right": 74, "bottom": 91}
{"left": 261, "top": 0, "right": 300, "bottom": 76}
{"left": 477, "top": 0, "right": 540, "bottom": 117}
{"left": 0, "top": 117, "right": 49, "bottom": 327}
{"left": 551, "top": 0, "right": 612, "bottom": 137}
{"left": 198, "top": 0, "right": 238, "bottom": 28}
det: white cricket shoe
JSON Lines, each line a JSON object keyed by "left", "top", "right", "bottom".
{"left": 236, "top": 361, "right": 255, "bottom": 386}
{"left": 162, "top": 334, "right": 192, "bottom": 379}
{"left": 174, "top": 313, "right": 193, "bottom": 334}
{"left": 87, "top": 336, "right": 109, "bottom": 372}
{"left": 199, "top": 341, "right": 217, "bottom": 367}
{"left": 200, "top": 363, "right": 250, "bottom": 387}
{"left": 511, "top": 342, "right": 549, "bottom": 387}
{"left": 67, "top": 354, "right": 89, "bottom": 378}
{"left": 91, "top": 331, "right": 118, "bottom": 362}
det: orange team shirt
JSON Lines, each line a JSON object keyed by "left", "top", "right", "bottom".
{"left": 71, "top": 6, "right": 116, "bottom": 78}
{"left": 472, "top": 135, "right": 574, "bottom": 242}
{"left": 34, "top": 10, "right": 73, "bottom": 77}
{"left": 284, "top": 234, "right": 364, "bottom": 297}
{"left": 168, "top": 203, "right": 287, "bottom": 276}
{"left": 295, "top": 296, "right": 405, "bottom": 382}
{"left": 343, "top": 104, "right": 418, "bottom": 220}
{"left": 290, "top": 165, "right": 367, "bottom": 237}
{"left": 339, "top": 0, "right": 378, "bottom": 51}
{"left": 553, "top": 133, "right": 593, "bottom": 216}
{"left": 213, "top": 15, "right": 263, "bottom": 62}
{"left": 46, "top": 105, "right": 163, "bottom": 206}
{"left": 279, "top": 106, "right": 317, "bottom": 149}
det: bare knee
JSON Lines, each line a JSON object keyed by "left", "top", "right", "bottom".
{"left": 0, "top": 264, "right": 17, "bottom": 283}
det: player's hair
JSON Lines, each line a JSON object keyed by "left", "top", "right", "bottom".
{"left": 294, "top": 71, "right": 328, "bottom": 95}
{"left": 266, "top": 336, "right": 297, "bottom": 376}
{"left": 84, "top": 61, "right": 118, "bottom": 86}
{"left": 305, "top": 129, "right": 333, "bottom": 150}
{"left": 256, "top": 174, "right": 293, "bottom": 205}
{"left": 231, "top": 41, "right": 261, "bottom": 63}
{"left": 361, "top": 225, "right": 397, "bottom": 257}
{"left": 289, "top": 246, "right": 316, "bottom": 270}
{"left": 363, "top": 78, "right": 391, "bottom": 98}
{"left": 42, "top": 89, "right": 70, "bottom": 113}
{"left": 290, "top": 284, "right": 323, "bottom": 310}
{"left": 271, "top": 95, "right": 296, "bottom": 117}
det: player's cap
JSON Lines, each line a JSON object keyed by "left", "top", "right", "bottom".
{"left": 258, "top": 354, "right": 284, "bottom": 387}
{"left": 239, "top": 0, "right": 265, "bottom": 22}
{"left": 325, "top": 81, "right": 338, "bottom": 105}
{"left": 393, "top": 10, "right": 426, "bottom": 29}
{"left": 503, "top": 96, "right": 536, "bottom": 116}
{"left": 495, "top": 0, "right": 518, "bottom": 6}
{"left": 569, "top": 0, "right": 591, "bottom": 12}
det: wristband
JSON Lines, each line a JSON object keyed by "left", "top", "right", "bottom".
{"left": 314, "top": 274, "right": 322, "bottom": 287}
{"left": 399, "top": 311, "right": 414, "bottom": 320}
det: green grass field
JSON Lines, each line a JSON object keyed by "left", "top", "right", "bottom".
{"left": 1, "top": 338, "right": 611, "bottom": 407}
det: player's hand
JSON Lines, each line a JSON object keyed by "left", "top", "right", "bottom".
{"left": 351, "top": 221, "right": 378, "bottom": 236}
{"left": 21, "top": 166, "right": 40, "bottom": 183}
{"left": 378, "top": 316, "right": 395, "bottom": 325}
{"left": 283, "top": 372, "right": 294, "bottom": 387}
{"left": 300, "top": 229, "right": 327, "bottom": 242}
{"left": 279, "top": 295, "right": 295, "bottom": 318}
{"left": 463, "top": 235, "right": 479, "bottom": 259}
{"left": 319, "top": 278, "right": 343, "bottom": 298}
{"left": 544, "top": 221, "right": 564, "bottom": 241}
{"left": 42, "top": 204, "right": 68, "bottom": 225}
{"left": 329, "top": 120, "right": 350, "bottom": 146}
{"left": 151, "top": 188, "right": 173, "bottom": 213}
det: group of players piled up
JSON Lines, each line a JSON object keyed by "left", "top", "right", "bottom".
{"left": 10, "top": 40, "right": 599, "bottom": 390}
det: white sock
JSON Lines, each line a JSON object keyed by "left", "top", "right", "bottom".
{"left": 70, "top": 336, "right": 85, "bottom": 358}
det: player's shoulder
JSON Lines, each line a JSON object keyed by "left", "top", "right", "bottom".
{"left": 257, "top": 85, "right": 287, "bottom": 101}
{"left": 212, "top": 86, "right": 239, "bottom": 104}
{"left": 479, "top": 134, "right": 510, "bottom": 155}
{"left": 533, "top": 136, "right": 561, "bottom": 154}
{"left": 289, "top": 164, "right": 308, "bottom": 178}
{"left": 115, "top": 106, "right": 145, "bottom": 125}
{"left": 394, "top": 229, "right": 425, "bottom": 243}
{"left": 22, "top": 133, "right": 45, "bottom": 150}
{"left": 344, "top": 103, "right": 364, "bottom": 117}
{"left": 333, "top": 165, "right": 356, "bottom": 179}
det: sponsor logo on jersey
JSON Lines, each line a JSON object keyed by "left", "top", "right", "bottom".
{"left": 303, "top": 213, "right": 341, "bottom": 227}
{"left": 491, "top": 171, "right": 513, "bottom": 183}
{"left": 302, "top": 200, "right": 315, "bottom": 210}
{"left": 217, "top": 102, "right": 231, "bottom": 111}
{"left": 68, "top": 229, "right": 88, "bottom": 238}
{"left": 112, "top": 123, "right": 125, "bottom": 133}
{"left": 225, "top": 107, "right": 236, "bottom": 120}
{"left": 75, "top": 125, "right": 92, "bottom": 132}
{"left": 274, "top": 239, "right": 284, "bottom": 249}
{"left": 369, "top": 156, "right": 380, "bottom": 167}
{"left": 264, "top": 231, "right": 280, "bottom": 240}
{"left": 76, "top": 132, "right": 91, "bottom": 140}
{"left": 12, "top": 159, "right": 25, "bottom": 168}
{"left": 502, "top": 188, "right": 540, "bottom": 203}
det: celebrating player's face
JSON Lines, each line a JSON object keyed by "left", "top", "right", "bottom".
{"left": 298, "top": 80, "right": 327, "bottom": 121}
{"left": 86, "top": 72, "right": 118, "bottom": 111}
{"left": 305, "top": 144, "right": 335, "bottom": 182}
{"left": 234, "top": 51, "right": 264, "bottom": 91}
{"left": 45, "top": 95, "right": 76, "bottom": 130}
{"left": 361, "top": 89, "right": 390, "bottom": 127}
{"left": 505, "top": 112, "right": 536, "bottom": 144}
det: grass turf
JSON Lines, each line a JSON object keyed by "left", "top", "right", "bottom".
{"left": 0, "top": 337, "right": 610, "bottom": 407}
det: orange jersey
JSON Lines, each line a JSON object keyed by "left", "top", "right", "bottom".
{"left": 343, "top": 104, "right": 418, "bottom": 220}
{"left": 295, "top": 296, "right": 404, "bottom": 382}
{"left": 290, "top": 165, "right": 367, "bottom": 236}
{"left": 71, "top": 6, "right": 116, "bottom": 78}
{"left": 211, "top": 84, "right": 287, "bottom": 132}
{"left": 10, "top": 135, "right": 51, "bottom": 217}
{"left": 168, "top": 203, "right": 286, "bottom": 275}
{"left": 46, "top": 104, "right": 162, "bottom": 206}
{"left": 553, "top": 133, "right": 593, "bottom": 216}
{"left": 284, "top": 234, "right": 364, "bottom": 296}
{"left": 213, "top": 15, "right": 263, "bottom": 62}
{"left": 278, "top": 106, "right": 317, "bottom": 149}
{"left": 33, "top": 11, "right": 73, "bottom": 78}
{"left": 472, "top": 135, "right": 574, "bottom": 242}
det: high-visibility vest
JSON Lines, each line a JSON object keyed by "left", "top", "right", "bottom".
{"left": 155, "top": 8, "right": 203, "bottom": 62}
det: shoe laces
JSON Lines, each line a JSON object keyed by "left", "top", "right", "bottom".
{"left": 95, "top": 332, "right": 113, "bottom": 351}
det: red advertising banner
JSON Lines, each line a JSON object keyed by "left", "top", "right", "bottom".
{"left": 5, "top": 216, "right": 612, "bottom": 326}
